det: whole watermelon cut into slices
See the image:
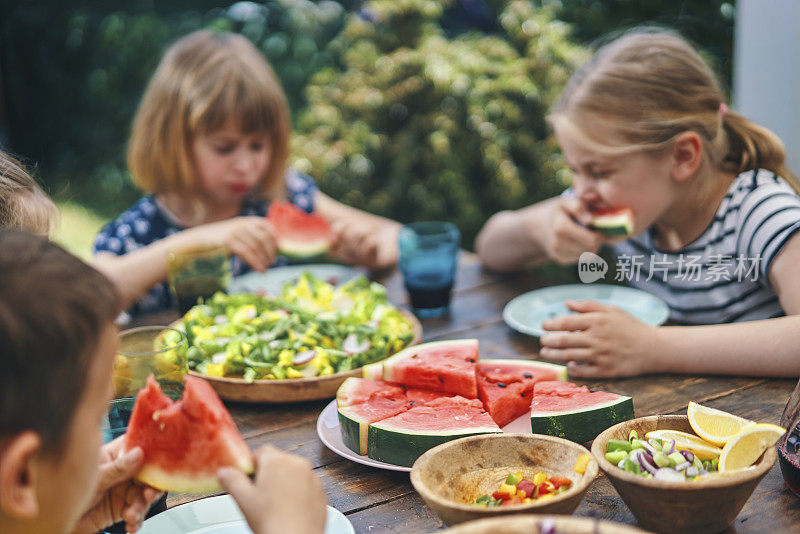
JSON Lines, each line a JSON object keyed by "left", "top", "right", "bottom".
{"left": 337, "top": 378, "right": 409, "bottom": 455}
{"left": 124, "top": 375, "right": 254, "bottom": 493}
{"left": 267, "top": 200, "right": 333, "bottom": 259}
{"left": 476, "top": 359, "right": 567, "bottom": 428}
{"left": 367, "top": 396, "right": 501, "bottom": 467}
{"left": 530, "top": 381, "right": 634, "bottom": 443}
{"left": 370, "top": 339, "right": 479, "bottom": 398}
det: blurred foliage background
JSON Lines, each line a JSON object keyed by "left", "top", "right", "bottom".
{"left": 0, "top": 0, "right": 735, "bottom": 254}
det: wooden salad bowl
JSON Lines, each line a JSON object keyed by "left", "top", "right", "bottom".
{"left": 410, "top": 433, "right": 598, "bottom": 526}
{"left": 445, "top": 515, "right": 650, "bottom": 533}
{"left": 185, "top": 309, "right": 422, "bottom": 403}
{"left": 591, "top": 415, "right": 776, "bottom": 534}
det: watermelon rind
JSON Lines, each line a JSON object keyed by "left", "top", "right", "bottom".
{"left": 337, "top": 405, "right": 370, "bottom": 455}
{"left": 362, "top": 362, "right": 383, "bottom": 380}
{"left": 135, "top": 434, "right": 255, "bottom": 493}
{"left": 531, "top": 395, "right": 634, "bottom": 443}
{"left": 367, "top": 423, "right": 502, "bottom": 467}
{"left": 588, "top": 211, "right": 633, "bottom": 237}
{"left": 479, "top": 358, "right": 568, "bottom": 381}
{"left": 278, "top": 239, "right": 331, "bottom": 260}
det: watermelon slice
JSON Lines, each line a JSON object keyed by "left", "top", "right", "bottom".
{"left": 476, "top": 359, "right": 567, "bottom": 427}
{"left": 588, "top": 207, "right": 633, "bottom": 236}
{"left": 267, "top": 200, "right": 333, "bottom": 259}
{"left": 336, "top": 378, "right": 409, "bottom": 455}
{"left": 530, "top": 381, "right": 634, "bottom": 443}
{"left": 123, "top": 375, "right": 254, "bottom": 493}
{"left": 372, "top": 339, "right": 479, "bottom": 398}
{"left": 405, "top": 388, "right": 453, "bottom": 406}
{"left": 367, "top": 396, "right": 501, "bottom": 467}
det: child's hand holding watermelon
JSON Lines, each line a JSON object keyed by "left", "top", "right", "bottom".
{"left": 218, "top": 445, "right": 328, "bottom": 534}
{"left": 71, "top": 437, "right": 163, "bottom": 534}
{"left": 329, "top": 219, "right": 400, "bottom": 271}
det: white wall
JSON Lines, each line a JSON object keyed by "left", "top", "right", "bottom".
{"left": 734, "top": 0, "right": 800, "bottom": 176}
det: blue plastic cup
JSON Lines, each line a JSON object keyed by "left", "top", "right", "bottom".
{"left": 398, "top": 222, "right": 460, "bottom": 318}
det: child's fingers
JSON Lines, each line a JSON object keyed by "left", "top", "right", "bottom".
{"left": 229, "top": 236, "right": 266, "bottom": 272}
{"left": 98, "top": 446, "right": 144, "bottom": 490}
{"left": 565, "top": 300, "right": 613, "bottom": 313}
{"left": 560, "top": 197, "right": 593, "bottom": 226}
{"left": 539, "top": 347, "right": 595, "bottom": 363}
{"left": 217, "top": 467, "right": 256, "bottom": 510}
{"left": 539, "top": 331, "right": 592, "bottom": 349}
{"left": 541, "top": 313, "right": 594, "bottom": 332}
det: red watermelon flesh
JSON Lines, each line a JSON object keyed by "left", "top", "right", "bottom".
{"left": 337, "top": 379, "right": 406, "bottom": 407}
{"left": 532, "top": 381, "right": 622, "bottom": 411}
{"left": 267, "top": 201, "right": 332, "bottom": 258}
{"left": 476, "top": 360, "right": 567, "bottom": 427}
{"left": 384, "top": 339, "right": 479, "bottom": 398}
{"left": 376, "top": 396, "right": 498, "bottom": 433}
{"left": 405, "top": 388, "right": 453, "bottom": 406}
{"left": 124, "top": 375, "right": 254, "bottom": 493}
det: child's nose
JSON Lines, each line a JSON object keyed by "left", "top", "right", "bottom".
{"left": 572, "top": 175, "right": 600, "bottom": 204}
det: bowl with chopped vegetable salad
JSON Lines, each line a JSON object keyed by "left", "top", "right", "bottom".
{"left": 165, "top": 272, "right": 422, "bottom": 402}
{"left": 410, "top": 433, "right": 598, "bottom": 526}
{"left": 591, "top": 415, "right": 776, "bottom": 534}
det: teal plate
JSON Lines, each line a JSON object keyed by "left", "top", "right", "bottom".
{"left": 228, "top": 264, "right": 361, "bottom": 295}
{"left": 502, "top": 284, "right": 669, "bottom": 337}
{"left": 137, "top": 496, "right": 353, "bottom": 534}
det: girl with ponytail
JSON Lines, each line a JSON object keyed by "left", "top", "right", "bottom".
{"left": 476, "top": 29, "right": 800, "bottom": 378}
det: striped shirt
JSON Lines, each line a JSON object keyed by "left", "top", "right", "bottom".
{"left": 612, "top": 169, "right": 800, "bottom": 324}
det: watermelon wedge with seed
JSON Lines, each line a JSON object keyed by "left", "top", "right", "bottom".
{"left": 367, "top": 396, "right": 501, "bottom": 467}
{"left": 267, "top": 201, "right": 333, "bottom": 259}
{"left": 123, "top": 375, "right": 254, "bottom": 493}
{"left": 373, "top": 339, "right": 479, "bottom": 398}
{"left": 477, "top": 359, "right": 567, "bottom": 427}
{"left": 530, "top": 381, "right": 634, "bottom": 443}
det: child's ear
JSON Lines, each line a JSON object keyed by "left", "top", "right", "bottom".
{"left": 0, "top": 431, "right": 41, "bottom": 519}
{"left": 670, "top": 131, "right": 703, "bottom": 183}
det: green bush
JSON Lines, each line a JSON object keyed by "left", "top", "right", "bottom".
{"left": 292, "top": 0, "right": 588, "bottom": 244}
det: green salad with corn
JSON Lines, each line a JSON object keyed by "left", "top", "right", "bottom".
{"left": 177, "top": 272, "right": 415, "bottom": 382}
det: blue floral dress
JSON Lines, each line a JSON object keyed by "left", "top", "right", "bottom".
{"left": 93, "top": 170, "right": 317, "bottom": 317}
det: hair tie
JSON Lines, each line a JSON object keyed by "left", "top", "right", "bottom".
{"left": 719, "top": 103, "right": 729, "bottom": 120}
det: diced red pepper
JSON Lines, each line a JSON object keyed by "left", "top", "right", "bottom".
{"left": 516, "top": 480, "right": 536, "bottom": 498}
{"left": 537, "top": 483, "right": 551, "bottom": 496}
{"left": 492, "top": 491, "right": 511, "bottom": 501}
{"left": 549, "top": 476, "right": 572, "bottom": 489}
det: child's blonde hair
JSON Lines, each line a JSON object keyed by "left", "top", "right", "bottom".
{"left": 0, "top": 150, "right": 58, "bottom": 236}
{"left": 128, "top": 30, "right": 290, "bottom": 201}
{"left": 548, "top": 29, "right": 798, "bottom": 190}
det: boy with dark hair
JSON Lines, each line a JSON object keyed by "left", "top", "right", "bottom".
{"left": 0, "top": 230, "right": 326, "bottom": 534}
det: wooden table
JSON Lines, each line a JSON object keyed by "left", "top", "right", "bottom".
{"left": 161, "top": 252, "right": 800, "bottom": 532}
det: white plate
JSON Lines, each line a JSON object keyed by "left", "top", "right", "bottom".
{"left": 316, "top": 399, "right": 532, "bottom": 472}
{"left": 229, "top": 264, "right": 362, "bottom": 295}
{"left": 137, "top": 495, "right": 353, "bottom": 534}
{"left": 503, "top": 283, "right": 670, "bottom": 337}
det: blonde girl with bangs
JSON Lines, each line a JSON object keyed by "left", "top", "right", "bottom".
{"left": 93, "top": 30, "right": 401, "bottom": 316}
{"left": 476, "top": 29, "right": 800, "bottom": 378}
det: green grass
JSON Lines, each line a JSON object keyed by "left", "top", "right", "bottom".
{"left": 52, "top": 201, "right": 109, "bottom": 261}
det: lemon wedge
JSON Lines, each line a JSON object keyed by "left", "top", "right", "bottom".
{"left": 687, "top": 401, "right": 756, "bottom": 446}
{"left": 718, "top": 423, "right": 785, "bottom": 472}
{"left": 645, "top": 429, "right": 722, "bottom": 460}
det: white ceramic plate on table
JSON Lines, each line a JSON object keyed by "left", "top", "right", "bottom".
{"left": 503, "top": 283, "right": 669, "bottom": 337}
{"left": 137, "top": 495, "right": 353, "bottom": 534}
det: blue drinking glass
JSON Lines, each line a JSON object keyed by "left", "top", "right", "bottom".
{"left": 398, "top": 222, "right": 460, "bottom": 318}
